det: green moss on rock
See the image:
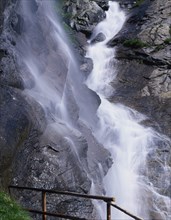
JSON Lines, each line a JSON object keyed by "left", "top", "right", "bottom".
{"left": 0, "top": 192, "right": 31, "bottom": 220}
{"left": 133, "top": 0, "right": 145, "bottom": 7}
{"left": 123, "top": 38, "right": 148, "bottom": 48}
{"left": 164, "top": 38, "right": 171, "bottom": 44}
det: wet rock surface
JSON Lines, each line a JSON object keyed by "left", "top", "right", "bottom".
{"left": 11, "top": 124, "right": 99, "bottom": 219}
{"left": 63, "top": 0, "right": 108, "bottom": 36}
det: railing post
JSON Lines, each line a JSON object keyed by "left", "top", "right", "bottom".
{"left": 8, "top": 186, "right": 11, "bottom": 195}
{"left": 42, "top": 191, "right": 46, "bottom": 220}
{"left": 107, "top": 202, "right": 111, "bottom": 220}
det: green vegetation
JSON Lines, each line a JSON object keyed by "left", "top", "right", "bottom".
{"left": 123, "top": 38, "right": 148, "bottom": 48}
{"left": 0, "top": 192, "right": 31, "bottom": 220}
{"left": 53, "top": 0, "right": 76, "bottom": 44}
{"left": 133, "top": 0, "right": 145, "bottom": 7}
{"left": 163, "top": 24, "right": 171, "bottom": 45}
{"left": 62, "top": 22, "right": 77, "bottom": 44}
{"left": 164, "top": 38, "right": 171, "bottom": 44}
{"left": 154, "top": 26, "right": 171, "bottom": 50}
{"left": 54, "top": 0, "right": 72, "bottom": 22}
{"left": 154, "top": 44, "right": 165, "bottom": 52}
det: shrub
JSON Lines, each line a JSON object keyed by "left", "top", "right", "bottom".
{"left": 123, "top": 38, "right": 148, "bottom": 48}
{"left": 164, "top": 38, "right": 171, "bottom": 44}
{"left": 133, "top": 0, "right": 145, "bottom": 7}
{"left": 169, "top": 26, "right": 171, "bottom": 36}
{"left": 154, "top": 44, "right": 165, "bottom": 52}
{"left": 0, "top": 192, "right": 31, "bottom": 220}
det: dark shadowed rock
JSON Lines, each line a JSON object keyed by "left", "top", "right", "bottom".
{"left": 91, "top": 32, "right": 106, "bottom": 44}
{"left": 0, "top": 54, "right": 24, "bottom": 89}
{"left": 64, "top": 0, "right": 106, "bottom": 36}
{"left": 0, "top": 85, "right": 46, "bottom": 188}
{"left": 94, "top": 0, "right": 109, "bottom": 10}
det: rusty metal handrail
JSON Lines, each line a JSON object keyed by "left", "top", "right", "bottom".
{"left": 8, "top": 185, "right": 144, "bottom": 220}
{"left": 8, "top": 185, "right": 115, "bottom": 202}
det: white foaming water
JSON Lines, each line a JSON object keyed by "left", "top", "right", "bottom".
{"left": 86, "top": 1, "right": 171, "bottom": 219}
{"left": 86, "top": 2, "right": 125, "bottom": 97}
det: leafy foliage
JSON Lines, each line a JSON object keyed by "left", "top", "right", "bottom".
{"left": 123, "top": 38, "right": 148, "bottom": 48}
{"left": 164, "top": 38, "right": 171, "bottom": 44}
{"left": 54, "top": 0, "right": 72, "bottom": 22}
{"left": 133, "top": 0, "right": 145, "bottom": 7}
{"left": 154, "top": 44, "right": 165, "bottom": 52}
{"left": 0, "top": 192, "right": 31, "bottom": 220}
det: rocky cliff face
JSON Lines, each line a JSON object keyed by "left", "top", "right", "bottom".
{"left": 110, "top": 0, "right": 171, "bottom": 137}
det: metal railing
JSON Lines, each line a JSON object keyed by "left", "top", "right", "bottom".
{"left": 8, "top": 185, "right": 143, "bottom": 220}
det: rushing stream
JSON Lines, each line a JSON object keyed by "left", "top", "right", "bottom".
{"left": 86, "top": 1, "right": 171, "bottom": 219}
{"left": 10, "top": 0, "right": 171, "bottom": 219}
{"left": 86, "top": 2, "right": 171, "bottom": 219}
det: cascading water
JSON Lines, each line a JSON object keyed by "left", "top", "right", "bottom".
{"left": 16, "top": 0, "right": 101, "bottom": 129}
{"left": 86, "top": 1, "right": 171, "bottom": 219}
{"left": 16, "top": 0, "right": 73, "bottom": 118}
{"left": 10, "top": 0, "right": 171, "bottom": 219}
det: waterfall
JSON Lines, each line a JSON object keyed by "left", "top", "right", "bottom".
{"left": 86, "top": 1, "right": 171, "bottom": 219}
{"left": 16, "top": 0, "right": 73, "bottom": 118}
{"left": 12, "top": 0, "right": 171, "bottom": 219}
